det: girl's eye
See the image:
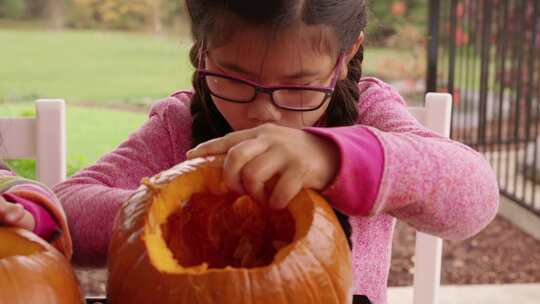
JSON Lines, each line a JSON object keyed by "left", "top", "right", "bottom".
{"left": 289, "top": 79, "right": 316, "bottom": 86}
{"left": 302, "top": 80, "right": 319, "bottom": 86}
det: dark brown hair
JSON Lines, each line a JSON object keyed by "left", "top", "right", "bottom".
{"left": 185, "top": 0, "right": 367, "bottom": 147}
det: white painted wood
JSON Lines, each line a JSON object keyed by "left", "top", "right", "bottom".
{"left": 0, "top": 118, "right": 36, "bottom": 159}
{"left": 389, "top": 284, "right": 540, "bottom": 304}
{"left": 36, "top": 99, "right": 66, "bottom": 187}
{"left": 412, "top": 232, "right": 443, "bottom": 304}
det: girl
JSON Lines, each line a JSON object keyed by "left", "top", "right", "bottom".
{"left": 0, "top": 160, "right": 72, "bottom": 258}
{"left": 53, "top": 0, "right": 499, "bottom": 303}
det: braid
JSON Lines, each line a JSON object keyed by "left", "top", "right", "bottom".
{"left": 189, "top": 41, "right": 233, "bottom": 148}
{"left": 324, "top": 45, "right": 364, "bottom": 127}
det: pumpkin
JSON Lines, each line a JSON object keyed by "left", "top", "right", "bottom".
{"left": 0, "top": 227, "right": 82, "bottom": 304}
{"left": 107, "top": 156, "right": 352, "bottom": 303}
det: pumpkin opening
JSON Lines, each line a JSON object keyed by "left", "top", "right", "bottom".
{"left": 162, "top": 193, "right": 295, "bottom": 269}
{"left": 0, "top": 229, "right": 43, "bottom": 258}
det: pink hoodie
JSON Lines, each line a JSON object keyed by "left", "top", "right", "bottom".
{"left": 53, "top": 77, "right": 499, "bottom": 303}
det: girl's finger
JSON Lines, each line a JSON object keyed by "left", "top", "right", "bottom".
{"left": 4, "top": 204, "right": 25, "bottom": 224}
{"left": 17, "top": 211, "right": 36, "bottom": 231}
{"left": 186, "top": 127, "right": 259, "bottom": 159}
{"left": 0, "top": 201, "right": 35, "bottom": 230}
{"left": 0, "top": 198, "right": 8, "bottom": 214}
{"left": 0, "top": 202, "right": 9, "bottom": 223}
{"left": 241, "top": 147, "right": 286, "bottom": 204}
{"left": 268, "top": 167, "right": 304, "bottom": 210}
{"left": 222, "top": 138, "right": 270, "bottom": 193}
{"left": 0, "top": 200, "right": 16, "bottom": 220}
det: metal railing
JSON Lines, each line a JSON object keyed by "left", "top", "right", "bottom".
{"left": 427, "top": 0, "right": 540, "bottom": 216}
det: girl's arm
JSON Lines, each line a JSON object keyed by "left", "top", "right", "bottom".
{"left": 306, "top": 78, "right": 499, "bottom": 240}
{"left": 52, "top": 96, "right": 193, "bottom": 266}
{"left": 0, "top": 164, "right": 72, "bottom": 257}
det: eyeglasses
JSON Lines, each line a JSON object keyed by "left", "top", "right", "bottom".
{"left": 197, "top": 44, "right": 342, "bottom": 112}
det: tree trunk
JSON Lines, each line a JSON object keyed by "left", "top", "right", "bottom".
{"left": 152, "top": 0, "right": 163, "bottom": 35}
{"left": 47, "top": 0, "right": 65, "bottom": 30}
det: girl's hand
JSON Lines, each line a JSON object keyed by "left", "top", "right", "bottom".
{"left": 0, "top": 196, "right": 36, "bottom": 231}
{"left": 186, "top": 124, "right": 339, "bottom": 209}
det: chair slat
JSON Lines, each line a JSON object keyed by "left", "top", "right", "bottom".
{"left": 0, "top": 118, "right": 36, "bottom": 159}
{"left": 409, "top": 92, "right": 452, "bottom": 304}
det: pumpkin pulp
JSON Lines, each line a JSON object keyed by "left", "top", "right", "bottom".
{"left": 162, "top": 192, "right": 295, "bottom": 269}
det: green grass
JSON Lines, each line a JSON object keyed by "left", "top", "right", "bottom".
{"left": 0, "top": 103, "right": 146, "bottom": 178}
{"left": 0, "top": 29, "right": 193, "bottom": 105}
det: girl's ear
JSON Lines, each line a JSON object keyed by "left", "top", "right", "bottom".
{"left": 339, "top": 31, "right": 365, "bottom": 80}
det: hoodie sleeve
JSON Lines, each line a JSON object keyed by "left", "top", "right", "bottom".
{"left": 0, "top": 173, "right": 73, "bottom": 258}
{"left": 305, "top": 78, "right": 499, "bottom": 240}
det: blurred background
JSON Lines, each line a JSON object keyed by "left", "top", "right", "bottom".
{"left": 0, "top": 0, "right": 427, "bottom": 177}
{"left": 2, "top": 0, "right": 539, "bottom": 301}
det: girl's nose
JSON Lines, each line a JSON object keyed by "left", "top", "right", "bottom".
{"left": 247, "top": 92, "right": 282, "bottom": 123}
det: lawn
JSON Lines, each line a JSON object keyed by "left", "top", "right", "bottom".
{"left": 0, "top": 29, "right": 193, "bottom": 105}
{"left": 0, "top": 103, "right": 146, "bottom": 178}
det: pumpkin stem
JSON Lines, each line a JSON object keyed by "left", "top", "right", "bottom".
{"left": 142, "top": 177, "right": 160, "bottom": 194}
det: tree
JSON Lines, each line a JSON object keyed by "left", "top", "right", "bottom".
{"left": 0, "top": 0, "right": 26, "bottom": 19}
{"left": 46, "top": 0, "right": 66, "bottom": 29}
{"left": 152, "top": 0, "right": 163, "bottom": 34}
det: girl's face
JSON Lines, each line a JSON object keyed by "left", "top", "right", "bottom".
{"left": 204, "top": 25, "right": 339, "bottom": 130}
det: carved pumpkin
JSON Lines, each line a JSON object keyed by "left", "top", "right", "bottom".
{"left": 107, "top": 156, "right": 352, "bottom": 303}
{"left": 0, "top": 228, "right": 82, "bottom": 303}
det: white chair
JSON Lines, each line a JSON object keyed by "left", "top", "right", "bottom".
{"left": 405, "top": 92, "right": 452, "bottom": 304}
{"left": 0, "top": 99, "right": 66, "bottom": 188}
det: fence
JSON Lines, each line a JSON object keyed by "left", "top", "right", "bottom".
{"left": 427, "top": 0, "right": 540, "bottom": 216}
